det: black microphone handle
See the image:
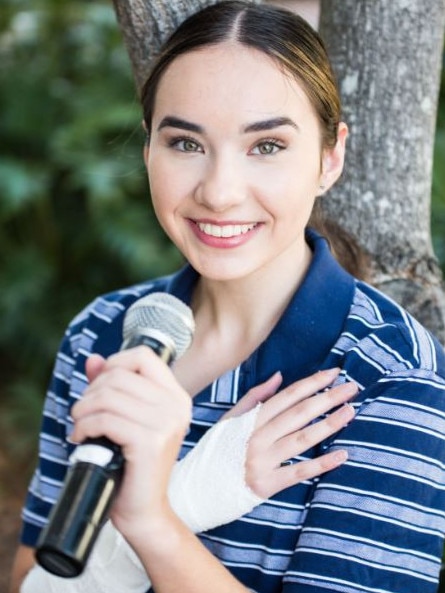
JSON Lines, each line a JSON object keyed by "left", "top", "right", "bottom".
{"left": 35, "top": 334, "right": 175, "bottom": 578}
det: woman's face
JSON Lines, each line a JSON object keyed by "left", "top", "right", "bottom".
{"left": 145, "top": 42, "right": 345, "bottom": 282}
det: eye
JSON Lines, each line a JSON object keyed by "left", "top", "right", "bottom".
{"left": 250, "top": 139, "right": 285, "bottom": 156}
{"left": 169, "top": 137, "right": 203, "bottom": 153}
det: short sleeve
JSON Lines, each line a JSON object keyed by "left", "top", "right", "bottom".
{"left": 20, "top": 325, "right": 83, "bottom": 546}
{"left": 282, "top": 371, "right": 445, "bottom": 593}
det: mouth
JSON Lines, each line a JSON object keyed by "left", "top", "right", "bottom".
{"left": 195, "top": 221, "right": 258, "bottom": 238}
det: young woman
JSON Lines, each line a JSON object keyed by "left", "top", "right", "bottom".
{"left": 11, "top": 2, "right": 445, "bottom": 592}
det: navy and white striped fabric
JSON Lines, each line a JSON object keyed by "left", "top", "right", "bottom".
{"left": 21, "top": 230, "right": 445, "bottom": 593}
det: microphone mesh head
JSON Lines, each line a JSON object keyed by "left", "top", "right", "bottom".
{"left": 122, "top": 292, "right": 195, "bottom": 360}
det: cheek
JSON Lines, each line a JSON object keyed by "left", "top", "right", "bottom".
{"left": 148, "top": 153, "right": 200, "bottom": 205}
{"left": 148, "top": 156, "right": 180, "bottom": 209}
{"left": 148, "top": 172, "right": 176, "bottom": 230}
{"left": 259, "top": 164, "right": 320, "bottom": 203}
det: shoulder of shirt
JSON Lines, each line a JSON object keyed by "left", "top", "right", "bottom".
{"left": 65, "top": 272, "right": 178, "bottom": 338}
{"left": 340, "top": 279, "right": 445, "bottom": 380}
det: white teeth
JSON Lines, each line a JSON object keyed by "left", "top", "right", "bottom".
{"left": 197, "top": 222, "right": 257, "bottom": 238}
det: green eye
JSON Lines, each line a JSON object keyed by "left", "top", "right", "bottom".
{"left": 258, "top": 142, "right": 276, "bottom": 154}
{"left": 252, "top": 140, "right": 284, "bottom": 155}
{"left": 182, "top": 139, "right": 200, "bottom": 152}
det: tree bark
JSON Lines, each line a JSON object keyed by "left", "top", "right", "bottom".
{"left": 111, "top": 0, "right": 229, "bottom": 93}
{"left": 111, "top": 0, "right": 445, "bottom": 343}
{"left": 319, "top": 0, "right": 445, "bottom": 342}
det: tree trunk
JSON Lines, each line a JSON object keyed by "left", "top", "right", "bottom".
{"left": 319, "top": 0, "right": 445, "bottom": 342}
{"left": 111, "top": 0, "right": 224, "bottom": 93}
{"left": 111, "top": 0, "right": 445, "bottom": 343}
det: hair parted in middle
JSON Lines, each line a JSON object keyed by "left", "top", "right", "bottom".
{"left": 141, "top": 1, "right": 341, "bottom": 151}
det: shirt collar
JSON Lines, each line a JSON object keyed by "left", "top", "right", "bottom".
{"left": 166, "top": 228, "right": 355, "bottom": 388}
{"left": 253, "top": 229, "right": 355, "bottom": 387}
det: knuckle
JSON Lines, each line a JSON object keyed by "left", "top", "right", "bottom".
{"left": 93, "top": 413, "right": 111, "bottom": 434}
{"left": 294, "top": 428, "right": 313, "bottom": 450}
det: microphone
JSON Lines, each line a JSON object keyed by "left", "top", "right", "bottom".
{"left": 35, "top": 292, "right": 195, "bottom": 578}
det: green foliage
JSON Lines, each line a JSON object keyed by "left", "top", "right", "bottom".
{"left": 0, "top": 0, "right": 182, "bottom": 455}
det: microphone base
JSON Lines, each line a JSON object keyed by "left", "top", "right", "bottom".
{"left": 35, "top": 460, "right": 122, "bottom": 578}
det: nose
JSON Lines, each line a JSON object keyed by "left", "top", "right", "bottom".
{"left": 194, "top": 152, "right": 245, "bottom": 212}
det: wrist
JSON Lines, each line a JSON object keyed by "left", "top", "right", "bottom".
{"left": 168, "top": 405, "right": 265, "bottom": 533}
{"left": 116, "top": 500, "right": 183, "bottom": 558}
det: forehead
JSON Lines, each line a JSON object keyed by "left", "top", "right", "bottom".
{"left": 153, "top": 42, "right": 316, "bottom": 126}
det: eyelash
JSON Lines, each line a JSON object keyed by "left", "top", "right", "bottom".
{"left": 167, "top": 136, "right": 203, "bottom": 153}
{"left": 251, "top": 138, "right": 286, "bottom": 155}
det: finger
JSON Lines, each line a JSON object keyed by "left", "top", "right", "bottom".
{"left": 71, "top": 391, "right": 190, "bottom": 447}
{"left": 104, "top": 346, "right": 178, "bottom": 387}
{"left": 73, "top": 368, "right": 189, "bottom": 428}
{"left": 75, "top": 368, "right": 159, "bottom": 412}
{"left": 271, "top": 402, "right": 355, "bottom": 465}
{"left": 222, "top": 372, "right": 283, "bottom": 420}
{"left": 85, "top": 354, "right": 106, "bottom": 383}
{"left": 256, "top": 367, "right": 341, "bottom": 426}
{"left": 71, "top": 410, "right": 148, "bottom": 449}
{"left": 257, "top": 381, "right": 357, "bottom": 445}
{"left": 253, "top": 449, "right": 348, "bottom": 499}
{"left": 275, "top": 449, "right": 348, "bottom": 495}
{"left": 85, "top": 348, "right": 189, "bottom": 406}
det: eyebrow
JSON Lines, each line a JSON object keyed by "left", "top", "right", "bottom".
{"left": 156, "top": 115, "right": 299, "bottom": 134}
{"left": 157, "top": 116, "right": 203, "bottom": 134}
{"left": 243, "top": 117, "right": 299, "bottom": 133}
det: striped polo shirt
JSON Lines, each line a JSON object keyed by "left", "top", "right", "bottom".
{"left": 21, "top": 230, "right": 445, "bottom": 593}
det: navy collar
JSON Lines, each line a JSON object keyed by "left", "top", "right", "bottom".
{"left": 166, "top": 229, "right": 355, "bottom": 391}
{"left": 252, "top": 229, "right": 355, "bottom": 387}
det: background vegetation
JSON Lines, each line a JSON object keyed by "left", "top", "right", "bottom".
{"left": 0, "top": 0, "right": 184, "bottom": 469}
{"left": 0, "top": 0, "right": 444, "bottom": 474}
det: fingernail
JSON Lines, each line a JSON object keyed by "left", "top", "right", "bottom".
{"left": 333, "top": 449, "right": 348, "bottom": 464}
{"left": 67, "top": 433, "right": 80, "bottom": 445}
{"left": 340, "top": 402, "right": 355, "bottom": 418}
{"left": 341, "top": 382, "right": 358, "bottom": 395}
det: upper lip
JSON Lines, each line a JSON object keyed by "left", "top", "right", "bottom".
{"left": 191, "top": 218, "right": 258, "bottom": 226}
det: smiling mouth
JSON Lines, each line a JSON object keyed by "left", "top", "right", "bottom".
{"left": 195, "top": 222, "right": 258, "bottom": 238}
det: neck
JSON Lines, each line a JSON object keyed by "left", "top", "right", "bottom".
{"left": 172, "top": 240, "right": 312, "bottom": 396}
{"left": 191, "top": 240, "right": 312, "bottom": 346}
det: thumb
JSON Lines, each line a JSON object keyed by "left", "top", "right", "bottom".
{"left": 85, "top": 353, "right": 106, "bottom": 383}
{"left": 222, "top": 371, "right": 283, "bottom": 420}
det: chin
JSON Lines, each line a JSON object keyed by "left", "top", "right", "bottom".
{"left": 187, "top": 255, "right": 250, "bottom": 281}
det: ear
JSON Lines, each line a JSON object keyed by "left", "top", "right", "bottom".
{"left": 318, "top": 122, "right": 348, "bottom": 195}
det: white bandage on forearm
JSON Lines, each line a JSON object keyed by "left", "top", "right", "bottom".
{"left": 21, "top": 405, "right": 264, "bottom": 593}
{"left": 168, "top": 403, "right": 265, "bottom": 532}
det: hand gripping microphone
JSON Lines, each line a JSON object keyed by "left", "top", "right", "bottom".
{"left": 35, "top": 292, "right": 195, "bottom": 578}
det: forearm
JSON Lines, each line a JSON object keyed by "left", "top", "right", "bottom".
{"left": 130, "top": 507, "right": 249, "bottom": 593}
{"left": 20, "top": 407, "right": 264, "bottom": 593}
